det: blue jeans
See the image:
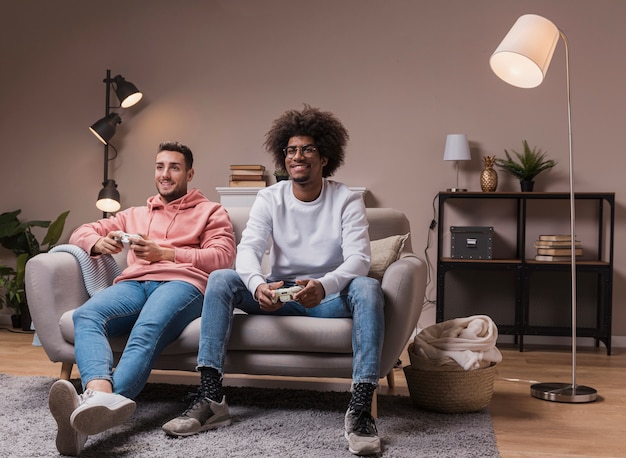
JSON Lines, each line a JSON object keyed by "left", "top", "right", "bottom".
{"left": 73, "top": 280, "right": 203, "bottom": 399}
{"left": 198, "top": 269, "right": 385, "bottom": 384}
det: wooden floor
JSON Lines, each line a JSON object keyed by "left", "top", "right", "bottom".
{"left": 1, "top": 326, "right": 624, "bottom": 457}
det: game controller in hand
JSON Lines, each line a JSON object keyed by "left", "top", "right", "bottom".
{"left": 114, "top": 232, "right": 141, "bottom": 244}
{"left": 272, "top": 285, "right": 303, "bottom": 303}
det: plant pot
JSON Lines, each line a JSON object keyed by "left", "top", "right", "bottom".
{"left": 11, "top": 314, "right": 21, "bottom": 329}
{"left": 10, "top": 303, "right": 31, "bottom": 330}
{"left": 520, "top": 180, "right": 535, "bottom": 192}
{"left": 20, "top": 302, "right": 31, "bottom": 331}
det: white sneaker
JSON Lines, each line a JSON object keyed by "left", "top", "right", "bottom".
{"left": 70, "top": 389, "right": 136, "bottom": 435}
{"left": 49, "top": 380, "right": 88, "bottom": 456}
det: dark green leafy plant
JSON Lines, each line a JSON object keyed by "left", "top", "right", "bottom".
{"left": 495, "top": 140, "right": 557, "bottom": 182}
{"left": 0, "top": 209, "right": 69, "bottom": 315}
{"left": 273, "top": 167, "right": 289, "bottom": 181}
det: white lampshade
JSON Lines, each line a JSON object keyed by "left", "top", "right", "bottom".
{"left": 96, "top": 179, "right": 121, "bottom": 213}
{"left": 443, "top": 134, "right": 471, "bottom": 161}
{"left": 490, "top": 14, "right": 560, "bottom": 88}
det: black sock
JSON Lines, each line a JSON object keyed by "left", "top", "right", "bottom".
{"left": 348, "top": 382, "right": 376, "bottom": 413}
{"left": 199, "top": 367, "right": 223, "bottom": 403}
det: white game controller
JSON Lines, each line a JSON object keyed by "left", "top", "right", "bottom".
{"left": 272, "top": 285, "right": 303, "bottom": 303}
{"left": 114, "top": 232, "right": 141, "bottom": 244}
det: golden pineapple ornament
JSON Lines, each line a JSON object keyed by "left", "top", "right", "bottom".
{"left": 480, "top": 156, "right": 498, "bottom": 192}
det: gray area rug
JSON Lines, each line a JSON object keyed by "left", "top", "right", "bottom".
{"left": 0, "top": 374, "right": 499, "bottom": 457}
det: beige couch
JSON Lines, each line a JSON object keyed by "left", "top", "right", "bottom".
{"left": 26, "top": 207, "right": 427, "bottom": 387}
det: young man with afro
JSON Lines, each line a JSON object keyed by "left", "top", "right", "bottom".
{"left": 162, "top": 105, "right": 384, "bottom": 456}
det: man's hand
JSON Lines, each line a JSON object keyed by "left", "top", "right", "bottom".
{"left": 255, "top": 279, "right": 326, "bottom": 311}
{"left": 130, "top": 236, "right": 175, "bottom": 263}
{"left": 293, "top": 279, "right": 325, "bottom": 308}
{"left": 92, "top": 232, "right": 128, "bottom": 255}
{"left": 92, "top": 231, "right": 174, "bottom": 263}
{"left": 255, "top": 281, "right": 285, "bottom": 312}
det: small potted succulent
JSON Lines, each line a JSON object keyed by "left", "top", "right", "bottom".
{"left": 495, "top": 140, "right": 556, "bottom": 191}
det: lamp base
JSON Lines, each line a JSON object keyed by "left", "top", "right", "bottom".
{"left": 446, "top": 187, "right": 468, "bottom": 192}
{"left": 530, "top": 382, "right": 597, "bottom": 403}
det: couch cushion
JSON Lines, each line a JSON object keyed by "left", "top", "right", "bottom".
{"left": 60, "top": 310, "right": 130, "bottom": 352}
{"left": 165, "top": 314, "right": 353, "bottom": 355}
{"left": 60, "top": 310, "right": 354, "bottom": 355}
{"left": 368, "top": 233, "right": 409, "bottom": 281}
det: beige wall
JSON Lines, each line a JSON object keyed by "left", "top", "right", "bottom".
{"left": 1, "top": 1, "right": 625, "bottom": 339}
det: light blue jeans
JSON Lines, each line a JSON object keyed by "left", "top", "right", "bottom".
{"left": 198, "top": 269, "right": 385, "bottom": 384}
{"left": 73, "top": 280, "right": 203, "bottom": 399}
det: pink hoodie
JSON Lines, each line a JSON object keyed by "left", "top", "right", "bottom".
{"left": 69, "top": 188, "right": 236, "bottom": 293}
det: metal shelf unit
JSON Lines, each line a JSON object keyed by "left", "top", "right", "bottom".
{"left": 436, "top": 191, "right": 615, "bottom": 354}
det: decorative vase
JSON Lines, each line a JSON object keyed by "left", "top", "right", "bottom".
{"left": 520, "top": 180, "right": 535, "bottom": 192}
{"left": 480, "top": 156, "right": 498, "bottom": 192}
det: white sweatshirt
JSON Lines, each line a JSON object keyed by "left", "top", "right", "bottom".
{"left": 236, "top": 179, "right": 371, "bottom": 297}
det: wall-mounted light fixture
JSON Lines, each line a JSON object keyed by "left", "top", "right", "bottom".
{"left": 490, "top": 14, "right": 597, "bottom": 403}
{"left": 89, "top": 69, "right": 143, "bottom": 216}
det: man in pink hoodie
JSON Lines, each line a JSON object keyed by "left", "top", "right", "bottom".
{"left": 48, "top": 141, "right": 236, "bottom": 456}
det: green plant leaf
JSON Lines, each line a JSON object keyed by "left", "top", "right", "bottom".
{"left": 41, "top": 210, "right": 70, "bottom": 249}
{"left": 0, "top": 209, "right": 69, "bottom": 311}
{"left": 0, "top": 210, "right": 22, "bottom": 240}
{"left": 494, "top": 140, "right": 556, "bottom": 181}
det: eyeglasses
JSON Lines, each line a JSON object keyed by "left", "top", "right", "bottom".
{"left": 282, "top": 144, "right": 318, "bottom": 158}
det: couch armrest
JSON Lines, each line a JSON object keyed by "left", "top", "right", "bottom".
{"left": 379, "top": 253, "right": 427, "bottom": 376}
{"left": 25, "top": 252, "right": 89, "bottom": 363}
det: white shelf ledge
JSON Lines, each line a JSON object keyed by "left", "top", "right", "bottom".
{"left": 216, "top": 186, "right": 368, "bottom": 207}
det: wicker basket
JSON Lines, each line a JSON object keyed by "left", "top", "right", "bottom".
{"left": 403, "top": 343, "right": 497, "bottom": 413}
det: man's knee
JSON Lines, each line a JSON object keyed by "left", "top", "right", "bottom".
{"left": 350, "top": 276, "right": 383, "bottom": 295}
{"left": 206, "top": 269, "right": 240, "bottom": 291}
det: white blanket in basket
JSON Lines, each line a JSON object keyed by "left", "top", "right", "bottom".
{"left": 413, "top": 315, "right": 502, "bottom": 371}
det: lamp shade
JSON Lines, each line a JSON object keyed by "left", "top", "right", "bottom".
{"left": 96, "top": 179, "right": 121, "bottom": 212}
{"left": 490, "top": 14, "right": 559, "bottom": 88}
{"left": 89, "top": 113, "right": 122, "bottom": 145}
{"left": 113, "top": 75, "right": 143, "bottom": 108}
{"left": 443, "top": 134, "right": 471, "bottom": 161}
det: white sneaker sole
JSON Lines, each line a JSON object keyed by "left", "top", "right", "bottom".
{"left": 163, "top": 416, "right": 232, "bottom": 437}
{"left": 49, "top": 380, "right": 87, "bottom": 456}
{"left": 345, "top": 431, "right": 381, "bottom": 456}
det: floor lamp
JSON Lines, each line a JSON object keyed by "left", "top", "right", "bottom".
{"left": 89, "top": 69, "right": 143, "bottom": 218}
{"left": 490, "top": 14, "right": 597, "bottom": 403}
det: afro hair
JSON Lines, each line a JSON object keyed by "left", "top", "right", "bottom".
{"left": 263, "top": 104, "right": 349, "bottom": 177}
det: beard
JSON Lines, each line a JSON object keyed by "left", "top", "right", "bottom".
{"left": 291, "top": 175, "right": 309, "bottom": 184}
{"left": 158, "top": 184, "right": 186, "bottom": 203}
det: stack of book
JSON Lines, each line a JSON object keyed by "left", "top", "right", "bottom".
{"left": 534, "top": 234, "right": 582, "bottom": 261}
{"left": 229, "top": 164, "right": 266, "bottom": 187}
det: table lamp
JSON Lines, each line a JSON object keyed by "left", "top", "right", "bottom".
{"left": 443, "top": 134, "right": 471, "bottom": 192}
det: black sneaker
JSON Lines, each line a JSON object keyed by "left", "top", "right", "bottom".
{"left": 344, "top": 408, "right": 381, "bottom": 456}
{"left": 162, "top": 393, "right": 231, "bottom": 437}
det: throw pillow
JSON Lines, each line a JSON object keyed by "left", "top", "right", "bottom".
{"left": 368, "top": 233, "right": 409, "bottom": 281}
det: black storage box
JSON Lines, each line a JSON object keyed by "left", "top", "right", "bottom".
{"left": 450, "top": 226, "right": 493, "bottom": 259}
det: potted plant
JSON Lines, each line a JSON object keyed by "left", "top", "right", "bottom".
{"left": 0, "top": 265, "right": 26, "bottom": 328}
{"left": 495, "top": 140, "right": 556, "bottom": 191}
{"left": 0, "top": 209, "right": 69, "bottom": 329}
{"left": 273, "top": 167, "right": 289, "bottom": 182}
